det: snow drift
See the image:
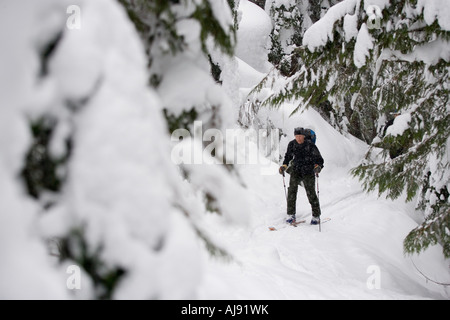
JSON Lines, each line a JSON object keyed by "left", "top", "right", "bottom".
{"left": 0, "top": 0, "right": 448, "bottom": 301}
{"left": 195, "top": 0, "right": 450, "bottom": 300}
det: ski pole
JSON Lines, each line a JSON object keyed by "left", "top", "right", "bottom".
{"left": 316, "top": 173, "right": 320, "bottom": 200}
{"left": 282, "top": 172, "right": 288, "bottom": 203}
{"left": 316, "top": 173, "right": 321, "bottom": 232}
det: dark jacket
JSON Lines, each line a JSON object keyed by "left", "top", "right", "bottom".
{"left": 283, "top": 140, "right": 324, "bottom": 177}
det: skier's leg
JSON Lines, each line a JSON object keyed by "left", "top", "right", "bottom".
{"left": 287, "top": 172, "right": 300, "bottom": 216}
{"left": 303, "top": 174, "right": 321, "bottom": 218}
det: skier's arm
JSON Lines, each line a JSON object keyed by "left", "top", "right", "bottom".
{"left": 282, "top": 141, "right": 294, "bottom": 166}
{"left": 312, "top": 145, "right": 324, "bottom": 169}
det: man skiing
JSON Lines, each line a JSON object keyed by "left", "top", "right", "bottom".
{"left": 279, "top": 127, "right": 324, "bottom": 225}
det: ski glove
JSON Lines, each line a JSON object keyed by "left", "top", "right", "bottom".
{"left": 314, "top": 164, "right": 322, "bottom": 175}
{"left": 279, "top": 165, "right": 287, "bottom": 175}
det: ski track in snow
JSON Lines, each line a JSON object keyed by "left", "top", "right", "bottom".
{"left": 198, "top": 164, "right": 450, "bottom": 300}
{"left": 195, "top": 0, "right": 450, "bottom": 301}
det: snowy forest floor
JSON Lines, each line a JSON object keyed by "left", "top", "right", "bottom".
{"left": 191, "top": 1, "right": 450, "bottom": 300}
{"left": 197, "top": 155, "right": 450, "bottom": 300}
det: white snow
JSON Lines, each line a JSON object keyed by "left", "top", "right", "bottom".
{"left": 0, "top": 0, "right": 449, "bottom": 301}
{"left": 417, "top": 0, "right": 450, "bottom": 31}
{"left": 195, "top": 0, "right": 450, "bottom": 300}
{"left": 343, "top": 12, "right": 359, "bottom": 42}
{"left": 385, "top": 113, "right": 412, "bottom": 137}
{"left": 236, "top": 0, "right": 273, "bottom": 73}
{"left": 236, "top": 57, "right": 268, "bottom": 89}
{"left": 304, "top": 0, "right": 450, "bottom": 69}
{"left": 0, "top": 0, "right": 72, "bottom": 299}
{"left": 394, "top": 39, "right": 450, "bottom": 66}
{"left": 303, "top": 0, "right": 358, "bottom": 51}
{"left": 196, "top": 106, "right": 450, "bottom": 299}
{"left": 354, "top": 23, "right": 374, "bottom": 68}
{"left": 0, "top": 0, "right": 206, "bottom": 300}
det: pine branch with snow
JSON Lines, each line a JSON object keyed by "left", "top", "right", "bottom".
{"left": 0, "top": 0, "right": 249, "bottom": 299}
{"left": 257, "top": 0, "right": 450, "bottom": 258}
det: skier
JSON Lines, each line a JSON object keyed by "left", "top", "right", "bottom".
{"left": 279, "top": 127, "right": 324, "bottom": 225}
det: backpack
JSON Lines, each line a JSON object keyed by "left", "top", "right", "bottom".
{"left": 304, "top": 128, "right": 317, "bottom": 144}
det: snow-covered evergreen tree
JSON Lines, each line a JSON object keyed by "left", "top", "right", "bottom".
{"left": 257, "top": 0, "right": 449, "bottom": 258}
{"left": 266, "top": 0, "right": 340, "bottom": 76}
{"left": 0, "top": 0, "right": 247, "bottom": 299}
{"left": 118, "top": 0, "right": 249, "bottom": 229}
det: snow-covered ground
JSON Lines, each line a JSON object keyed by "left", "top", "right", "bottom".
{"left": 1, "top": 0, "right": 448, "bottom": 300}
{"left": 195, "top": 0, "right": 450, "bottom": 300}
{"left": 196, "top": 107, "right": 450, "bottom": 300}
{"left": 198, "top": 137, "right": 450, "bottom": 299}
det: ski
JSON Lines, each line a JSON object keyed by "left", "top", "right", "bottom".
{"left": 319, "top": 217, "right": 332, "bottom": 224}
{"left": 290, "top": 220, "right": 307, "bottom": 227}
{"left": 268, "top": 218, "right": 331, "bottom": 231}
{"left": 268, "top": 220, "right": 306, "bottom": 231}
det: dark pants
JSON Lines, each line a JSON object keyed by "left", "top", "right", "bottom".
{"left": 287, "top": 172, "right": 321, "bottom": 218}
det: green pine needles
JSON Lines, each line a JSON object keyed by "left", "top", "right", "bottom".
{"left": 257, "top": 0, "right": 450, "bottom": 258}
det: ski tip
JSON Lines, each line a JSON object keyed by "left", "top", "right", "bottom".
{"left": 268, "top": 227, "right": 277, "bottom": 231}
